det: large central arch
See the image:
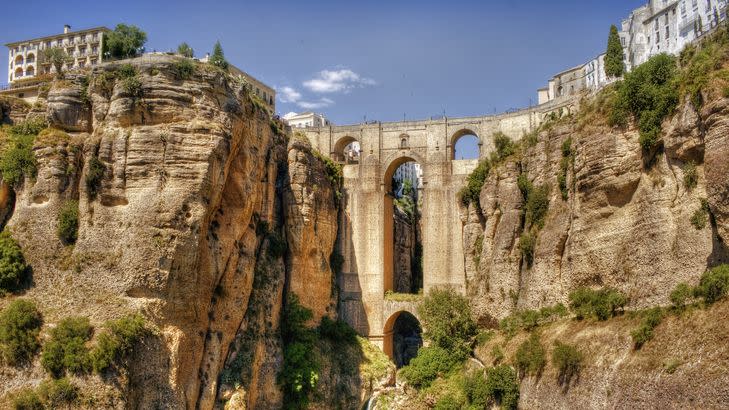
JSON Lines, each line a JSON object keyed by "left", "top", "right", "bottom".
{"left": 383, "top": 153, "right": 425, "bottom": 294}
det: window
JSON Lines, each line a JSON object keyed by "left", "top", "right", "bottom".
{"left": 666, "top": 26, "right": 670, "bottom": 38}
{"left": 657, "top": 31, "right": 661, "bottom": 42}
{"left": 665, "top": 14, "right": 668, "bottom": 25}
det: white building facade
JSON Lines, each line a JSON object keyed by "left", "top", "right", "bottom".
{"left": 283, "top": 112, "right": 331, "bottom": 128}
{"left": 6, "top": 25, "right": 109, "bottom": 84}
{"left": 393, "top": 162, "right": 423, "bottom": 197}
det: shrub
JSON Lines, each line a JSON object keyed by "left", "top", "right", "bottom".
{"left": 0, "top": 299, "right": 43, "bottom": 365}
{"left": 90, "top": 314, "right": 146, "bottom": 373}
{"left": 631, "top": 307, "right": 664, "bottom": 349}
{"left": 552, "top": 341, "right": 583, "bottom": 387}
{"left": 176, "top": 42, "right": 194, "bottom": 58}
{"left": 0, "top": 231, "right": 29, "bottom": 294}
{"left": 10, "top": 118, "right": 47, "bottom": 136}
{"left": 1, "top": 134, "right": 37, "bottom": 186}
{"left": 434, "top": 394, "right": 463, "bottom": 410}
{"left": 400, "top": 346, "right": 460, "bottom": 388}
{"left": 57, "top": 200, "right": 79, "bottom": 245}
{"left": 610, "top": 53, "right": 678, "bottom": 151}
{"left": 690, "top": 198, "right": 710, "bottom": 230}
{"left": 493, "top": 132, "right": 515, "bottom": 160}
{"left": 519, "top": 231, "right": 536, "bottom": 269}
{"left": 12, "top": 388, "right": 43, "bottom": 410}
{"left": 694, "top": 264, "right": 729, "bottom": 304}
{"left": 683, "top": 161, "right": 698, "bottom": 189}
{"left": 458, "top": 159, "right": 490, "bottom": 207}
{"left": 318, "top": 316, "right": 357, "bottom": 345}
{"left": 41, "top": 317, "right": 93, "bottom": 377}
{"left": 37, "top": 378, "right": 78, "bottom": 407}
{"left": 279, "top": 294, "right": 319, "bottom": 409}
{"left": 172, "top": 59, "right": 195, "bottom": 80}
{"left": 513, "top": 333, "right": 545, "bottom": 378}
{"left": 670, "top": 283, "right": 693, "bottom": 309}
{"left": 484, "top": 365, "right": 519, "bottom": 410}
{"left": 524, "top": 183, "right": 550, "bottom": 229}
{"left": 463, "top": 370, "right": 489, "bottom": 408}
{"left": 417, "top": 288, "right": 477, "bottom": 361}
{"left": 568, "top": 287, "right": 627, "bottom": 320}
{"left": 491, "top": 345, "right": 504, "bottom": 365}
{"left": 122, "top": 76, "right": 143, "bottom": 98}
{"left": 85, "top": 156, "right": 105, "bottom": 198}
{"left": 116, "top": 64, "right": 137, "bottom": 79}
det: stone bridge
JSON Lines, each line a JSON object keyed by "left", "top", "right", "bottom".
{"left": 298, "top": 98, "right": 576, "bottom": 357}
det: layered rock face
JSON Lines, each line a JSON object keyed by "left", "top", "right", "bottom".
{"left": 0, "top": 56, "right": 342, "bottom": 409}
{"left": 462, "top": 98, "right": 729, "bottom": 323}
{"left": 393, "top": 206, "right": 415, "bottom": 293}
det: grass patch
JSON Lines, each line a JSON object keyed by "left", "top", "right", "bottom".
{"left": 384, "top": 290, "right": 422, "bottom": 302}
{"left": 499, "top": 304, "right": 568, "bottom": 337}
{"left": 631, "top": 307, "right": 664, "bottom": 349}
{"left": 35, "top": 128, "right": 70, "bottom": 147}
{"left": 683, "top": 161, "right": 698, "bottom": 190}
{"left": 11, "top": 388, "right": 42, "bottom": 410}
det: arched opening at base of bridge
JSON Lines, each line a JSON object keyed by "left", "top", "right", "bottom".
{"left": 383, "top": 311, "right": 422, "bottom": 368}
{"left": 451, "top": 129, "right": 481, "bottom": 160}
{"left": 384, "top": 157, "right": 423, "bottom": 295}
{"left": 332, "top": 136, "right": 360, "bottom": 164}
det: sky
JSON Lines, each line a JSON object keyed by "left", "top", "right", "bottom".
{"left": 2, "top": 0, "right": 644, "bottom": 126}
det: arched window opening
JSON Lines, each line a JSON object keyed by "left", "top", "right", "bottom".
{"left": 453, "top": 134, "right": 480, "bottom": 160}
{"left": 25, "top": 66, "right": 35, "bottom": 77}
{"left": 391, "top": 312, "right": 422, "bottom": 368}
{"left": 333, "top": 136, "right": 360, "bottom": 164}
{"left": 399, "top": 134, "right": 409, "bottom": 149}
{"left": 385, "top": 159, "right": 423, "bottom": 295}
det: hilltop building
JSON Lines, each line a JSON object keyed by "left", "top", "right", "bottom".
{"left": 199, "top": 53, "right": 275, "bottom": 110}
{"left": 283, "top": 111, "right": 331, "bottom": 128}
{"left": 538, "top": 0, "right": 727, "bottom": 104}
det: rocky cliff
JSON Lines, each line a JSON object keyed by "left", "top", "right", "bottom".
{"left": 0, "top": 55, "right": 374, "bottom": 409}
{"left": 462, "top": 97, "right": 729, "bottom": 324}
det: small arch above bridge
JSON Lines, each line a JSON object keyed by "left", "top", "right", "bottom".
{"left": 451, "top": 128, "right": 481, "bottom": 160}
{"left": 332, "top": 135, "right": 360, "bottom": 164}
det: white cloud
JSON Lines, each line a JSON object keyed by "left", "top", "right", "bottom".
{"left": 278, "top": 86, "right": 302, "bottom": 103}
{"left": 303, "top": 69, "right": 376, "bottom": 93}
{"left": 297, "top": 98, "right": 334, "bottom": 110}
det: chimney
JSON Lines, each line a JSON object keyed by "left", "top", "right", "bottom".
{"left": 64, "top": 24, "right": 71, "bottom": 34}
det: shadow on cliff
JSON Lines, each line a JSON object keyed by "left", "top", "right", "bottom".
{"left": 126, "top": 331, "right": 179, "bottom": 408}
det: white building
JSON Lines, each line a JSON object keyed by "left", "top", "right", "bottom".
{"left": 583, "top": 53, "right": 609, "bottom": 90}
{"left": 6, "top": 25, "right": 109, "bottom": 84}
{"left": 393, "top": 162, "right": 423, "bottom": 197}
{"left": 282, "top": 112, "right": 331, "bottom": 128}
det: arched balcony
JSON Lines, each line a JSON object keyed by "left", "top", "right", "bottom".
{"left": 14, "top": 55, "right": 24, "bottom": 66}
{"left": 25, "top": 66, "right": 35, "bottom": 76}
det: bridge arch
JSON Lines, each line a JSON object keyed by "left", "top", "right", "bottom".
{"left": 450, "top": 128, "right": 481, "bottom": 160}
{"left": 332, "top": 135, "right": 360, "bottom": 164}
{"left": 383, "top": 310, "right": 422, "bottom": 367}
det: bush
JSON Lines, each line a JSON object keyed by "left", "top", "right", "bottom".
{"left": 694, "top": 264, "right": 729, "bottom": 304}
{"left": 631, "top": 307, "right": 664, "bottom": 349}
{"left": 568, "top": 287, "right": 627, "bottom": 320}
{"left": 10, "top": 118, "right": 47, "bottom": 136}
{"left": 90, "top": 314, "right": 146, "bottom": 373}
{"left": 513, "top": 333, "right": 545, "bottom": 378}
{"left": 122, "top": 76, "right": 142, "bottom": 98}
{"left": 434, "top": 394, "right": 463, "bottom": 410}
{"left": 552, "top": 341, "right": 583, "bottom": 387}
{"left": 400, "top": 346, "right": 461, "bottom": 388}
{"left": 484, "top": 365, "right": 519, "bottom": 410}
{"left": 683, "top": 161, "right": 698, "bottom": 189}
{"left": 524, "top": 183, "right": 550, "bottom": 229}
{"left": 41, "top": 317, "right": 93, "bottom": 377}
{"left": 0, "top": 231, "right": 30, "bottom": 294}
{"left": 519, "top": 231, "right": 536, "bottom": 269}
{"left": 463, "top": 370, "right": 489, "bottom": 408}
{"left": 491, "top": 345, "right": 504, "bottom": 365}
{"left": 610, "top": 53, "right": 678, "bottom": 151}
{"left": 458, "top": 159, "right": 490, "bottom": 207}
{"left": 0, "top": 299, "right": 43, "bottom": 365}
{"left": 493, "top": 132, "right": 515, "bottom": 160}
{"left": 57, "top": 200, "right": 79, "bottom": 245}
{"left": 318, "top": 316, "right": 357, "bottom": 345}
{"left": 690, "top": 198, "right": 710, "bottom": 230}
{"left": 417, "top": 288, "right": 477, "bottom": 361}
{"left": 499, "top": 304, "right": 568, "bottom": 337}
{"left": 670, "top": 283, "right": 693, "bottom": 309}
{"left": 172, "top": 58, "right": 195, "bottom": 80}
{"left": 37, "top": 378, "right": 78, "bottom": 407}
{"left": 279, "top": 294, "right": 319, "bottom": 409}
{"left": 12, "top": 388, "right": 42, "bottom": 410}
{"left": 85, "top": 156, "right": 105, "bottom": 198}
{"left": 1, "top": 134, "right": 37, "bottom": 186}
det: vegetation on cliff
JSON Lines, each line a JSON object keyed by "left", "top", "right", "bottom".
{"left": 0, "top": 299, "right": 42, "bottom": 366}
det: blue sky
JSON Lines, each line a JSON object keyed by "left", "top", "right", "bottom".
{"left": 2, "top": 0, "right": 643, "bottom": 125}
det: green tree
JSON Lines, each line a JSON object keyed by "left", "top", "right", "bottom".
{"left": 417, "top": 287, "right": 477, "bottom": 361}
{"left": 605, "top": 25, "right": 625, "bottom": 78}
{"left": 103, "top": 24, "right": 147, "bottom": 59}
{"left": 177, "top": 42, "right": 194, "bottom": 58}
{"left": 0, "top": 231, "right": 31, "bottom": 294}
{"left": 40, "top": 47, "right": 71, "bottom": 79}
{"left": 209, "top": 41, "right": 229, "bottom": 70}
{"left": 0, "top": 299, "right": 43, "bottom": 366}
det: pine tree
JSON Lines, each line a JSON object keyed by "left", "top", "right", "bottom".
{"left": 209, "top": 41, "right": 228, "bottom": 70}
{"left": 605, "top": 25, "right": 625, "bottom": 78}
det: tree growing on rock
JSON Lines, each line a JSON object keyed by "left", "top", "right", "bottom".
{"left": 209, "top": 41, "right": 229, "bottom": 70}
{"left": 40, "top": 47, "right": 71, "bottom": 78}
{"left": 177, "top": 42, "right": 194, "bottom": 58}
{"left": 605, "top": 25, "right": 625, "bottom": 78}
{"left": 103, "top": 24, "right": 147, "bottom": 60}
